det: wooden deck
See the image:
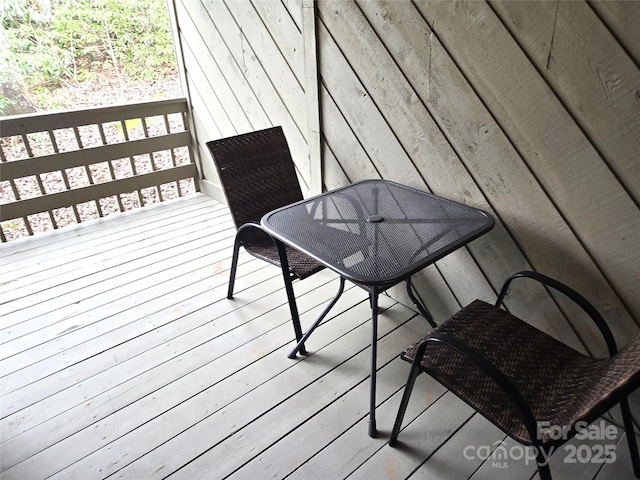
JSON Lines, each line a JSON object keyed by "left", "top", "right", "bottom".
{"left": 0, "top": 193, "right": 635, "bottom": 480}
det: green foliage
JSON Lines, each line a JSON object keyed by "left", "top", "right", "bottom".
{"left": 0, "top": 94, "right": 14, "bottom": 115}
{"left": 5, "top": 22, "right": 74, "bottom": 87}
{"left": 1, "top": 0, "right": 68, "bottom": 87}
{"left": 53, "top": 0, "right": 176, "bottom": 80}
{"left": 1, "top": 0, "right": 52, "bottom": 28}
{"left": 1, "top": 0, "right": 176, "bottom": 88}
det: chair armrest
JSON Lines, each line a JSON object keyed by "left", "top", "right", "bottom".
{"left": 237, "top": 221, "right": 281, "bottom": 247}
{"left": 237, "top": 221, "right": 262, "bottom": 233}
{"left": 413, "top": 332, "right": 540, "bottom": 445}
{"left": 496, "top": 271, "right": 617, "bottom": 355}
{"left": 237, "top": 221, "right": 302, "bottom": 280}
{"left": 237, "top": 220, "right": 289, "bottom": 256}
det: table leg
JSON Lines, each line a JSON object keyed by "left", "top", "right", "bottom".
{"left": 369, "top": 286, "right": 379, "bottom": 438}
{"left": 288, "top": 277, "right": 346, "bottom": 359}
{"left": 406, "top": 277, "right": 437, "bottom": 328}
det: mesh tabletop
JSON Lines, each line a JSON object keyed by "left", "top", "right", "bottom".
{"left": 261, "top": 180, "right": 494, "bottom": 286}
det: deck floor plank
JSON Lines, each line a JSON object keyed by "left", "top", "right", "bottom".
{"left": 57, "top": 296, "right": 394, "bottom": 480}
{"left": 169, "top": 301, "right": 421, "bottom": 480}
{"left": 0, "top": 223, "right": 236, "bottom": 349}
{"left": 406, "top": 413, "right": 504, "bottom": 480}
{"left": 346, "top": 391, "right": 478, "bottom": 480}
{"left": 0, "top": 213, "right": 234, "bottom": 314}
{"left": 0, "top": 200, "right": 227, "bottom": 283}
{"left": 230, "top": 360, "right": 448, "bottom": 480}
{"left": 0, "top": 239, "right": 244, "bottom": 351}
{"left": 469, "top": 436, "right": 538, "bottom": 480}
{"left": 0, "top": 193, "right": 634, "bottom": 480}
{"left": 1, "top": 273, "right": 352, "bottom": 462}
{"left": 0, "top": 195, "right": 215, "bottom": 265}
{"left": 595, "top": 431, "right": 637, "bottom": 480}
{"left": 0, "top": 254, "right": 266, "bottom": 422}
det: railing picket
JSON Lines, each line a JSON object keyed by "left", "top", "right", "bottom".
{"left": 0, "top": 143, "right": 32, "bottom": 236}
{"left": 36, "top": 174, "right": 58, "bottom": 229}
{"left": 182, "top": 110, "right": 195, "bottom": 198}
{"left": 73, "top": 126, "right": 103, "bottom": 218}
{"left": 163, "top": 113, "right": 183, "bottom": 198}
{"left": 20, "top": 134, "right": 33, "bottom": 158}
{"left": 119, "top": 119, "right": 144, "bottom": 207}
{"left": 163, "top": 114, "right": 178, "bottom": 167}
{"left": 62, "top": 167, "right": 82, "bottom": 224}
{"left": 23, "top": 216, "right": 33, "bottom": 236}
{"left": 97, "top": 123, "right": 125, "bottom": 213}
{"left": 48, "top": 129, "right": 82, "bottom": 225}
{"left": 22, "top": 133, "right": 58, "bottom": 230}
{"left": 47, "top": 130, "right": 58, "bottom": 153}
{"left": 141, "top": 116, "right": 163, "bottom": 202}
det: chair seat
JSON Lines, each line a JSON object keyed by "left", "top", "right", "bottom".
{"left": 401, "top": 299, "right": 640, "bottom": 445}
{"left": 239, "top": 228, "right": 325, "bottom": 280}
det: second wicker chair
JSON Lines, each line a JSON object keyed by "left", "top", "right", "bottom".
{"left": 206, "top": 127, "right": 325, "bottom": 355}
{"left": 390, "top": 271, "right": 640, "bottom": 480}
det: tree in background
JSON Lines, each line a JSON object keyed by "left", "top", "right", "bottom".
{"left": 0, "top": 0, "right": 176, "bottom": 115}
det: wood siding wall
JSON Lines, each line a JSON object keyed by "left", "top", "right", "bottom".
{"left": 170, "top": 0, "right": 639, "bottom": 359}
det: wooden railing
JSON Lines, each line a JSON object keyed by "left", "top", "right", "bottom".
{"left": 0, "top": 98, "right": 199, "bottom": 242}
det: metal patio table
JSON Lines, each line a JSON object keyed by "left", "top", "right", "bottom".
{"left": 261, "top": 179, "right": 495, "bottom": 437}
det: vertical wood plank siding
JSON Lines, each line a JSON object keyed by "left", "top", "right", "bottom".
{"left": 171, "top": 0, "right": 639, "bottom": 359}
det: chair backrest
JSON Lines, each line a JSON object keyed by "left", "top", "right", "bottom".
{"left": 206, "top": 127, "right": 304, "bottom": 229}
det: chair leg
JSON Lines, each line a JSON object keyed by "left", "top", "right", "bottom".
{"left": 536, "top": 448, "right": 553, "bottom": 480}
{"left": 282, "top": 270, "right": 307, "bottom": 356}
{"left": 620, "top": 398, "right": 640, "bottom": 478}
{"left": 389, "top": 364, "right": 422, "bottom": 446}
{"left": 273, "top": 239, "right": 307, "bottom": 356}
{"left": 227, "top": 235, "right": 242, "bottom": 299}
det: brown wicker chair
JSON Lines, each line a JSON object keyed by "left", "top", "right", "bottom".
{"left": 390, "top": 271, "right": 640, "bottom": 480}
{"left": 206, "top": 127, "right": 327, "bottom": 355}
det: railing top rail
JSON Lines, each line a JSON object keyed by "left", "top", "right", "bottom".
{"left": 0, "top": 97, "right": 189, "bottom": 137}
